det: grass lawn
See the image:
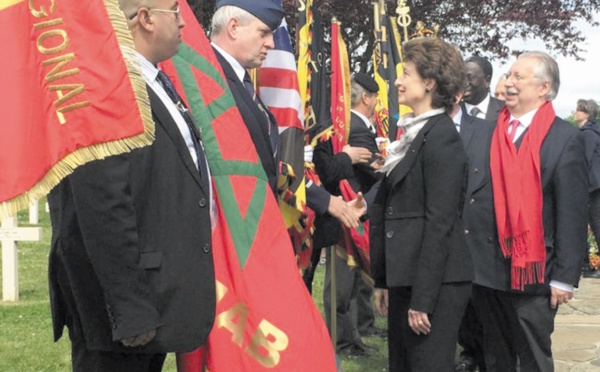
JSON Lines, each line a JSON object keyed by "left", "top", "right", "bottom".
{"left": 0, "top": 201, "right": 388, "bottom": 371}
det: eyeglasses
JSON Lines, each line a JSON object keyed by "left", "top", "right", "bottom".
{"left": 128, "top": 7, "right": 181, "bottom": 20}
{"left": 149, "top": 7, "right": 180, "bottom": 20}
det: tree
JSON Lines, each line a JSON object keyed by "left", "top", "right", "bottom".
{"left": 188, "top": 0, "right": 600, "bottom": 71}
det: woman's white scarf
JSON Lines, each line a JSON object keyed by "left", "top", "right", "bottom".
{"left": 378, "top": 108, "right": 446, "bottom": 176}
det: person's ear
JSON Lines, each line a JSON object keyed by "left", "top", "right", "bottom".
{"left": 137, "top": 8, "right": 154, "bottom": 31}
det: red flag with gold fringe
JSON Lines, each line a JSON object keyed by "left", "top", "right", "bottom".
{"left": 330, "top": 18, "right": 371, "bottom": 274}
{"left": 0, "top": 0, "right": 153, "bottom": 218}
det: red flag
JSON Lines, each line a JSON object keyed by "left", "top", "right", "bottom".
{"left": 0, "top": 0, "right": 153, "bottom": 218}
{"left": 330, "top": 19, "right": 371, "bottom": 274}
{"left": 329, "top": 19, "right": 351, "bottom": 155}
{"left": 160, "top": 3, "right": 336, "bottom": 371}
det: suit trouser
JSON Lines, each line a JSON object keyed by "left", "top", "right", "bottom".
{"left": 457, "top": 298, "right": 486, "bottom": 371}
{"left": 350, "top": 274, "right": 376, "bottom": 335}
{"left": 323, "top": 246, "right": 364, "bottom": 350}
{"left": 388, "top": 282, "right": 471, "bottom": 372}
{"left": 55, "top": 254, "right": 166, "bottom": 372}
{"left": 472, "top": 284, "right": 557, "bottom": 372}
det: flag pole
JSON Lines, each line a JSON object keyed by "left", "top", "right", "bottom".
{"left": 330, "top": 245, "right": 337, "bottom": 349}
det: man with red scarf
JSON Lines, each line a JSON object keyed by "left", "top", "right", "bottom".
{"left": 470, "top": 51, "right": 588, "bottom": 372}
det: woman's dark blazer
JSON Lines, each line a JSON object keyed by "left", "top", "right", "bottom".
{"left": 370, "top": 113, "right": 473, "bottom": 314}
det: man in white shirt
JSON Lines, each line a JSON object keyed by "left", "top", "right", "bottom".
{"left": 471, "top": 51, "right": 588, "bottom": 372}
{"left": 463, "top": 56, "right": 504, "bottom": 123}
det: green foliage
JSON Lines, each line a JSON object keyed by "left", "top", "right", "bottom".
{"left": 0, "top": 205, "right": 388, "bottom": 371}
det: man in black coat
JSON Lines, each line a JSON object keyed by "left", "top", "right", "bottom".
{"left": 451, "top": 94, "right": 496, "bottom": 372}
{"left": 314, "top": 74, "right": 384, "bottom": 355}
{"left": 463, "top": 56, "right": 505, "bottom": 123}
{"left": 47, "top": 1, "right": 215, "bottom": 370}
{"left": 457, "top": 54, "right": 504, "bottom": 372}
{"left": 209, "top": 0, "right": 363, "bottom": 228}
{"left": 470, "top": 52, "right": 588, "bottom": 372}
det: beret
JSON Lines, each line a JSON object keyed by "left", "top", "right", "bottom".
{"left": 216, "top": 0, "right": 285, "bottom": 31}
{"left": 353, "top": 73, "right": 379, "bottom": 93}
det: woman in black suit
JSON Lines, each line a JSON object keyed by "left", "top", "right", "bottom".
{"left": 370, "top": 37, "right": 473, "bottom": 371}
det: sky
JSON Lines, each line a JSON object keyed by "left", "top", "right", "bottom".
{"left": 488, "top": 15, "right": 600, "bottom": 119}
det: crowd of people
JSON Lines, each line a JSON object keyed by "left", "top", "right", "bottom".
{"left": 44, "top": 0, "right": 598, "bottom": 371}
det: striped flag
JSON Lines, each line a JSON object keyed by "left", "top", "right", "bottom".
{"left": 258, "top": 13, "right": 314, "bottom": 267}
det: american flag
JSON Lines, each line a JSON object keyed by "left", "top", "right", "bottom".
{"left": 258, "top": 13, "right": 314, "bottom": 267}
{"left": 259, "top": 17, "right": 304, "bottom": 132}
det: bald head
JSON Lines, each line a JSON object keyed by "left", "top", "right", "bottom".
{"left": 118, "top": 0, "right": 185, "bottom": 65}
{"left": 119, "top": 0, "right": 157, "bottom": 19}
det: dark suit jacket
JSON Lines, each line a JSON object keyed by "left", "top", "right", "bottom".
{"left": 461, "top": 96, "right": 505, "bottom": 124}
{"left": 370, "top": 113, "right": 473, "bottom": 313}
{"left": 485, "top": 96, "right": 504, "bottom": 122}
{"left": 348, "top": 112, "right": 381, "bottom": 193}
{"left": 459, "top": 113, "right": 500, "bottom": 290}
{"left": 312, "top": 116, "right": 382, "bottom": 248}
{"left": 214, "top": 48, "right": 279, "bottom": 195}
{"left": 470, "top": 116, "right": 588, "bottom": 293}
{"left": 47, "top": 88, "right": 216, "bottom": 353}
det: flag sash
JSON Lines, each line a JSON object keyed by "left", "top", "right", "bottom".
{"left": 162, "top": 3, "right": 336, "bottom": 370}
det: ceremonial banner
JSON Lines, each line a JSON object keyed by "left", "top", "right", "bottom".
{"left": 372, "top": 4, "right": 405, "bottom": 138}
{"left": 330, "top": 19, "right": 351, "bottom": 155}
{"left": 258, "top": 8, "right": 313, "bottom": 267}
{"left": 162, "top": 3, "right": 335, "bottom": 371}
{"left": 0, "top": 0, "right": 153, "bottom": 218}
{"left": 330, "top": 19, "right": 370, "bottom": 274}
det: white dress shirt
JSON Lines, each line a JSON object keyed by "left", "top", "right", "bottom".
{"left": 452, "top": 107, "right": 463, "bottom": 133}
{"left": 465, "top": 94, "right": 491, "bottom": 119}
{"left": 351, "top": 109, "right": 376, "bottom": 133}
{"left": 136, "top": 52, "right": 199, "bottom": 168}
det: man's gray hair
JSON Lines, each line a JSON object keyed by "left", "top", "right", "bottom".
{"left": 519, "top": 51, "right": 560, "bottom": 101}
{"left": 211, "top": 5, "right": 255, "bottom": 36}
{"left": 350, "top": 79, "right": 370, "bottom": 108}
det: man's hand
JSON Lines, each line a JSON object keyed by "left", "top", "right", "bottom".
{"left": 121, "top": 329, "right": 157, "bottom": 347}
{"left": 347, "top": 192, "right": 367, "bottom": 217}
{"left": 327, "top": 195, "right": 360, "bottom": 228}
{"left": 550, "top": 286, "right": 573, "bottom": 309}
{"left": 374, "top": 288, "right": 389, "bottom": 317}
{"left": 342, "top": 145, "right": 372, "bottom": 164}
{"left": 370, "top": 153, "right": 386, "bottom": 171}
{"left": 408, "top": 309, "right": 431, "bottom": 335}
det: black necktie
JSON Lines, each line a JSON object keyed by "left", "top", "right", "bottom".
{"left": 243, "top": 72, "right": 278, "bottom": 158}
{"left": 243, "top": 72, "right": 257, "bottom": 102}
{"left": 156, "top": 70, "right": 210, "bottom": 191}
{"left": 470, "top": 106, "right": 482, "bottom": 117}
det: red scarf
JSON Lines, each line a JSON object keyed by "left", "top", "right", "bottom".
{"left": 490, "top": 102, "right": 555, "bottom": 290}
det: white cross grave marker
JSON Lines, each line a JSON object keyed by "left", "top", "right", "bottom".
{"left": 29, "top": 200, "right": 39, "bottom": 225}
{"left": 1, "top": 215, "right": 43, "bottom": 301}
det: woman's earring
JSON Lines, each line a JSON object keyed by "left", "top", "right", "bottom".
{"left": 425, "top": 87, "right": 431, "bottom": 93}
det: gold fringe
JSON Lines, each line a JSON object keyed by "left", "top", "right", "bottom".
{"left": 0, "top": 0, "right": 154, "bottom": 219}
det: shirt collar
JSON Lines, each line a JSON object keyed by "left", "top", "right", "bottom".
{"left": 452, "top": 106, "right": 463, "bottom": 127}
{"left": 351, "top": 109, "right": 373, "bottom": 130}
{"left": 465, "top": 93, "right": 491, "bottom": 116}
{"left": 211, "top": 42, "right": 247, "bottom": 84}
{"left": 135, "top": 52, "right": 159, "bottom": 85}
{"left": 510, "top": 108, "right": 539, "bottom": 129}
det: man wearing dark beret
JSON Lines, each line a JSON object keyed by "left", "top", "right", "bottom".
{"left": 315, "top": 73, "right": 385, "bottom": 356}
{"left": 210, "top": 1, "right": 366, "bottom": 227}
